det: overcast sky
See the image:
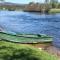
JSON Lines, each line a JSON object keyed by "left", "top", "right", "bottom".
{"left": 5, "top": 0, "right": 60, "bottom": 4}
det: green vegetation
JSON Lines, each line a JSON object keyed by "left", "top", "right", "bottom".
{"left": 0, "top": 0, "right": 60, "bottom": 13}
{"left": 0, "top": 41, "right": 58, "bottom": 60}
{"left": 49, "top": 9, "right": 60, "bottom": 13}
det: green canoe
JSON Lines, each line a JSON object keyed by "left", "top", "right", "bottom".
{"left": 0, "top": 32, "right": 53, "bottom": 43}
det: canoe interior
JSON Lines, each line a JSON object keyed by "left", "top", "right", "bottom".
{"left": 0, "top": 32, "right": 53, "bottom": 43}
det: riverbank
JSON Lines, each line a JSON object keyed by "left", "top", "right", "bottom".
{"left": 27, "top": 42, "right": 60, "bottom": 59}
{"left": 32, "top": 43, "right": 60, "bottom": 58}
{"left": 44, "top": 45, "right": 60, "bottom": 57}
{"left": 49, "top": 9, "right": 60, "bottom": 13}
{"left": 0, "top": 40, "right": 58, "bottom": 60}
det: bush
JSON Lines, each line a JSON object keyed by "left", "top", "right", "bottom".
{"left": 0, "top": 41, "right": 58, "bottom": 60}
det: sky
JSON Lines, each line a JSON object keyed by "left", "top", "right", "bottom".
{"left": 5, "top": 0, "right": 60, "bottom": 4}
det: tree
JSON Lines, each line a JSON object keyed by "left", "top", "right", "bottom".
{"left": 45, "top": 0, "right": 49, "bottom": 4}
{"left": 50, "top": 0, "right": 58, "bottom": 3}
{"left": 50, "top": 0, "right": 58, "bottom": 8}
{"left": 0, "top": 0, "right": 5, "bottom": 2}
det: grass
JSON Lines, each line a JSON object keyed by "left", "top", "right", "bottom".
{"left": 49, "top": 9, "right": 60, "bottom": 13}
{"left": 0, "top": 41, "right": 59, "bottom": 60}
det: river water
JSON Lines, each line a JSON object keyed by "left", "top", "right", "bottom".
{"left": 0, "top": 11, "right": 60, "bottom": 47}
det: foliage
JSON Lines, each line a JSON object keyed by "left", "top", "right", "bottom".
{"left": 0, "top": 0, "right": 5, "bottom": 2}
{"left": 0, "top": 41, "right": 58, "bottom": 60}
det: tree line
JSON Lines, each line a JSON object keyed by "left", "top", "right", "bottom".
{"left": 0, "top": 0, "right": 60, "bottom": 11}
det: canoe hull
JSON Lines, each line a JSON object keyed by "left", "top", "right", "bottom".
{"left": 0, "top": 32, "right": 53, "bottom": 43}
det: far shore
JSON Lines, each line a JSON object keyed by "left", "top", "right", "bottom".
{"left": 49, "top": 9, "right": 60, "bottom": 13}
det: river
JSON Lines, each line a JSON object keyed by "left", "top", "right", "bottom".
{"left": 0, "top": 11, "right": 60, "bottom": 47}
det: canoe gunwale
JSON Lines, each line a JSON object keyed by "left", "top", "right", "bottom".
{"left": 0, "top": 32, "right": 53, "bottom": 43}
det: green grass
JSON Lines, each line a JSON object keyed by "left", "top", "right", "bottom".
{"left": 49, "top": 9, "right": 60, "bottom": 13}
{"left": 0, "top": 41, "right": 59, "bottom": 60}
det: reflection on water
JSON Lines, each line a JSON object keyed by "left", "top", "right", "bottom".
{"left": 0, "top": 11, "right": 60, "bottom": 47}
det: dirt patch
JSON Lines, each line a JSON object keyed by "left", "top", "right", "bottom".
{"left": 21, "top": 43, "right": 60, "bottom": 58}
{"left": 29, "top": 43, "right": 60, "bottom": 57}
{"left": 44, "top": 46, "right": 60, "bottom": 57}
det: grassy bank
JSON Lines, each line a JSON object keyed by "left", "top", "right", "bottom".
{"left": 49, "top": 9, "right": 60, "bottom": 13}
{"left": 0, "top": 41, "right": 58, "bottom": 60}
